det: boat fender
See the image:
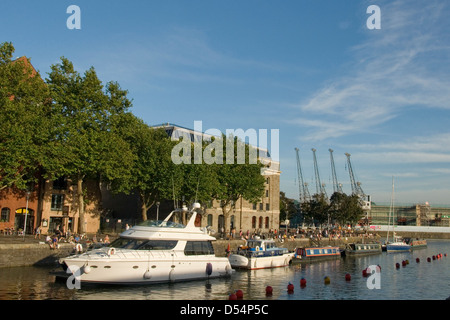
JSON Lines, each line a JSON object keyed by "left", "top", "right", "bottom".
{"left": 169, "top": 269, "right": 176, "bottom": 282}
{"left": 256, "top": 246, "right": 260, "bottom": 251}
{"left": 206, "top": 263, "right": 213, "bottom": 276}
{"left": 107, "top": 248, "right": 115, "bottom": 256}
{"left": 83, "top": 264, "right": 91, "bottom": 274}
{"left": 75, "top": 243, "right": 83, "bottom": 253}
{"left": 143, "top": 270, "right": 151, "bottom": 279}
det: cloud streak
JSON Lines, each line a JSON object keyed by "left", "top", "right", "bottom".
{"left": 294, "top": 0, "right": 450, "bottom": 142}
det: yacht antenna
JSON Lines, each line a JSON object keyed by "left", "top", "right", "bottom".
{"left": 194, "top": 178, "right": 200, "bottom": 203}
{"left": 172, "top": 176, "right": 178, "bottom": 209}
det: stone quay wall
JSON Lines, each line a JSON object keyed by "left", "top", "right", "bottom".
{"left": 1, "top": 231, "right": 448, "bottom": 268}
{"left": 0, "top": 243, "right": 74, "bottom": 268}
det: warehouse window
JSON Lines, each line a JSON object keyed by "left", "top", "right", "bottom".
{"left": 1, "top": 207, "right": 10, "bottom": 221}
{"left": 51, "top": 194, "right": 64, "bottom": 211}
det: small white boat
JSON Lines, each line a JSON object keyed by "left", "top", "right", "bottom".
{"left": 384, "top": 178, "right": 411, "bottom": 253}
{"left": 228, "top": 238, "right": 293, "bottom": 270}
{"left": 58, "top": 203, "right": 233, "bottom": 285}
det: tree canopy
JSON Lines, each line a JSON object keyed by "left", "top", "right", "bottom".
{"left": 0, "top": 42, "right": 51, "bottom": 191}
{"left": 1, "top": 41, "right": 269, "bottom": 233}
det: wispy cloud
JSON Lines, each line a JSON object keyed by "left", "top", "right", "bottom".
{"left": 293, "top": 0, "right": 450, "bottom": 142}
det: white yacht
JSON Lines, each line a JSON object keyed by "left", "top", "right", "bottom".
{"left": 59, "top": 203, "right": 233, "bottom": 284}
{"left": 228, "top": 238, "right": 293, "bottom": 270}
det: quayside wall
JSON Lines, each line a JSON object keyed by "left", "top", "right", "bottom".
{"left": 1, "top": 237, "right": 361, "bottom": 268}
{"left": 369, "top": 225, "right": 450, "bottom": 240}
{"left": 1, "top": 229, "right": 448, "bottom": 268}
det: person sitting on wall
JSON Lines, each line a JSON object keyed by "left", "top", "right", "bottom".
{"left": 46, "top": 235, "right": 53, "bottom": 249}
{"left": 52, "top": 235, "right": 59, "bottom": 249}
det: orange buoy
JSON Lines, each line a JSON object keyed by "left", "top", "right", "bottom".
{"left": 324, "top": 276, "right": 330, "bottom": 285}
{"left": 427, "top": 257, "right": 431, "bottom": 262}
{"left": 300, "top": 278, "right": 307, "bottom": 287}
{"left": 402, "top": 260, "right": 407, "bottom": 267}
{"left": 345, "top": 273, "right": 351, "bottom": 281}
{"left": 265, "top": 286, "right": 273, "bottom": 296}
{"left": 395, "top": 263, "right": 400, "bottom": 269}
{"left": 362, "top": 268, "right": 368, "bottom": 277}
{"left": 235, "top": 289, "right": 243, "bottom": 299}
{"left": 229, "top": 293, "right": 237, "bottom": 300}
{"left": 416, "top": 258, "right": 420, "bottom": 263}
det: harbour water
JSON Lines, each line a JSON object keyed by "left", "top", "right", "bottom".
{"left": 0, "top": 240, "right": 448, "bottom": 300}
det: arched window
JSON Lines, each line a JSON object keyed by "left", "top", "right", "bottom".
{"left": 258, "top": 216, "right": 263, "bottom": 229}
{"left": 252, "top": 216, "right": 256, "bottom": 229}
{"left": 265, "top": 217, "right": 270, "bottom": 229}
{"left": 1, "top": 207, "right": 10, "bottom": 221}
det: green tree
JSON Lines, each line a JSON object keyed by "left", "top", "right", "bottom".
{"left": 0, "top": 42, "right": 51, "bottom": 191}
{"left": 329, "top": 192, "right": 364, "bottom": 226}
{"left": 45, "top": 57, "right": 135, "bottom": 233}
{"left": 212, "top": 135, "right": 265, "bottom": 232}
{"left": 279, "top": 191, "right": 297, "bottom": 222}
{"left": 110, "top": 118, "right": 178, "bottom": 221}
{"left": 308, "top": 193, "right": 330, "bottom": 227}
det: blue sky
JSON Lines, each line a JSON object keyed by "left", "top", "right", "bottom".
{"left": 2, "top": 0, "right": 450, "bottom": 206}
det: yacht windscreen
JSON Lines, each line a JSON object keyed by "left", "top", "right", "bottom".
{"left": 137, "top": 220, "right": 185, "bottom": 228}
{"left": 109, "top": 238, "right": 178, "bottom": 250}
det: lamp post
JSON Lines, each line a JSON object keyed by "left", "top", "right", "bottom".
{"left": 23, "top": 191, "right": 30, "bottom": 241}
{"left": 156, "top": 202, "right": 160, "bottom": 221}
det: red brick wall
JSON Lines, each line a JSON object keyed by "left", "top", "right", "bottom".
{"left": 0, "top": 188, "right": 38, "bottom": 232}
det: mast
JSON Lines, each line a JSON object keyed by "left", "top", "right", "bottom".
{"left": 386, "top": 177, "right": 394, "bottom": 243}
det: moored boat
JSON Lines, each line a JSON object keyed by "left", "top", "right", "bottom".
{"left": 228, "top": 239, "right": 293, "bottom": 270}
{"left": 386, "top": 236, "right": 411, "bottom": 253}
{"left": 384, "top": 178, "right": 411, "bottom": 253}
{"left": 404, "top": 238, "right": 427, "bottom": 249}
{"left": 291, "top": 246, "right": 341, "bottom": 264}
{"left": 58, "top": 203, "right": 233, "bottom": 285}
{"left": 344, "top": 242, "right": 382, "bottom": 256}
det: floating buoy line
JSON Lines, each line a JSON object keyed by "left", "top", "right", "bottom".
{"left": 224, "top": 251, "right": 447, "bottom": 299}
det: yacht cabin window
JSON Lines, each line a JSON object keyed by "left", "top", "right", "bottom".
{"left": 109, "top": 238, "right": 178, "bottom": 250}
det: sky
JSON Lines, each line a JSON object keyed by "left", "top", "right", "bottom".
{"left": 2, "top": 0, "right": 450, "bottom": 206}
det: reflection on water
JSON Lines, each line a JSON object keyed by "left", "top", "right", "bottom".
{"left": 0, "top": 240, "right": 449, "bottom": 300}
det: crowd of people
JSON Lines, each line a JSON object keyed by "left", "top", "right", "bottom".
{"left": 222, "top": 225, "right": 378, "bottom": 243}
{"left": 37, "top": 225, "right": 112, "bottom": 250}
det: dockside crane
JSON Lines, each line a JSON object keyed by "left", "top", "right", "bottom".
{"left": 312, "top": 148, "right": 328, "bottom": 200}
{"left": 329, "top": 149, "right": 343, "bottom": 194}
{"left": 295, "top": 148, "right": 311, "bottom": 204}
{"left": 345, "top": 152, "right": 371, "bottom": 211}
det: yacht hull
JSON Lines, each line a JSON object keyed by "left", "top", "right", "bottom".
{"left": 228, "top": 253, "right": 293, "bottom": 270}
{"left": 60, "top": 249, "right": 232, "bottom": 284}
{"left": 386, "top": 243, "right": 411, "bottom": 253}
